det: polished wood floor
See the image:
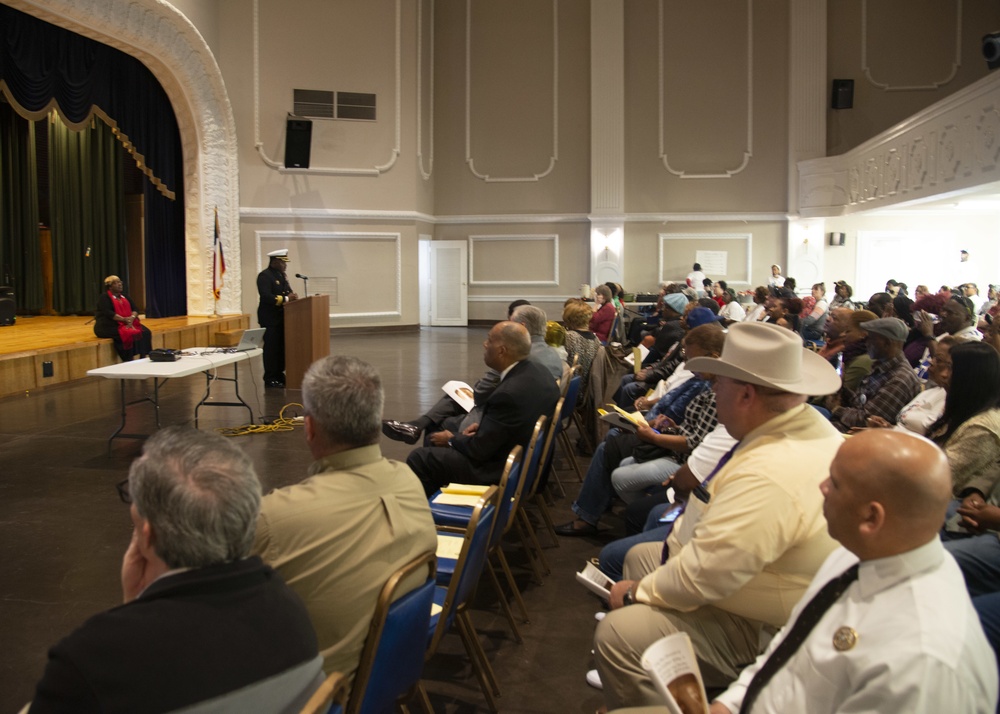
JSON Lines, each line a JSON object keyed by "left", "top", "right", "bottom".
{"left": 0, "top": 327, "right": 630, "bottom": 713}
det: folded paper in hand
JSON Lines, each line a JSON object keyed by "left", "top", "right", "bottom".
{"left": 575, "top": 560, "right": 615, "bottom": 600}
{"left": 641, "top": 632, "right": 710, "bottom": 714}
{"left": 596, "top": 404, "right": 648, "bottom": 433}
{"left": 443, "top": 381, "right": 476, "bottom": 413}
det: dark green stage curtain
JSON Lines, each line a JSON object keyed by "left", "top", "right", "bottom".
{"left": 0, "top": 102, "right": 42, "bottom": 309}
{"left": 49, "top": 116, "right": 125, "bottom": 314}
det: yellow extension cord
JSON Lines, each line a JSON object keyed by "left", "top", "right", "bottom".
{"left": 217, "top": 402, "right": 304, "bottom": 437}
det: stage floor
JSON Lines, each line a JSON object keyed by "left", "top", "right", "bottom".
{"left": 0, "top": 314, "right": 247, "bottom": 356}
{"left": 0, "top": 314, "right": 250, "bottom": 398}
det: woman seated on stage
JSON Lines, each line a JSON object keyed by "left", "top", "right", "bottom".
{"left": 94, "top": 275, "right": 152, "bottom": 361}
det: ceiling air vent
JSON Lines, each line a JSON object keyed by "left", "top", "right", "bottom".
{"left": 293, "top": 89, "right": 376, "bottom": 121}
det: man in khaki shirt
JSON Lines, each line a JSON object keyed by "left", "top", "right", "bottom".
{"left": 253, "top": 356, "right": 436, "bottom": 683}
{"left": 594, "top": 323, "right": 845, "bottom": 709}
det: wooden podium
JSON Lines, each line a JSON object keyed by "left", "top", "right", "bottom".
{"left": 284, "top": 294, "right": 330, "bottom": 390}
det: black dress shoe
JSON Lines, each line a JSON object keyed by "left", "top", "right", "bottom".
{"left": 381, "top": 420, "right": 421, "bottom": 445}
{"left": 554, "top": 520, "right": 599, "bottom": 537}
{"left": 264, "top": 379, "right": 284, "bottom": 389}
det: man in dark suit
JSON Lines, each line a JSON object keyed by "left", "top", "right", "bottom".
{"left": 406, "top": 321, "right": 561, "bottom": 496}
{"left": 257, "top": 248, "right": 298, "bottom": 388}
{"left": 28, "top": 427, "right": 319, "bottom": 714}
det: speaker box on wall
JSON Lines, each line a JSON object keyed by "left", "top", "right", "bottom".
{"left": 284, "top": 118, "right": 313, "bottom": 169}
{"left": 831, "top": 79, "right": 854, "bottom": 110}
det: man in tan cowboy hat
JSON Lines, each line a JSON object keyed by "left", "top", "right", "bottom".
{"left": 593, "top": 322, "right": 845, "bottom": 710}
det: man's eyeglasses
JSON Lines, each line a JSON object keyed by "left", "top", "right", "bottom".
{"left": 116, "top": 479, "right": 131, "bottom": 504}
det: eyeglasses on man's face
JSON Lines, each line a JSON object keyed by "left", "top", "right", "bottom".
{"left": 116, "top": 479, "right": 131, "bottom": 504}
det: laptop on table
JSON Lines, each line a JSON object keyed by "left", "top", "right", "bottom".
{"left": 233, "top": 328, "right": 265, "bottom": 352}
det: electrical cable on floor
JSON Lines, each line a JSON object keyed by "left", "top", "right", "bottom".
{"left": 217, "top": 402, "right": 304, "bottom": 437}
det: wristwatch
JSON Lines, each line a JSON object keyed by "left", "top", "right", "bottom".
{"left": 622, "top": 584, "right": 635, "bottom": 606}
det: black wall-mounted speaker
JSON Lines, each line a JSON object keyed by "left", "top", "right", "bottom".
{"left": 831, "top": 79, "right": 854, "bottom": 110}
{"left": 828, "top": 232, "right": 846, "bottom": 247}
{"left": 284, "top": 118, "right": 313, "bottom": 169}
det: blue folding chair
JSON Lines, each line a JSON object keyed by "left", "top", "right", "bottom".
{"left": 429, "top": 446, "right": 527, "bottom": 641}
{"left": 346, "top": 551, "right": 437, "bottom": 714}
{"left": 511, "top": 416, "right": 552, "bottom": 580}
{"left": 424, "top": 486, "right": 500, "bottom": 713}
{"left": 547, "top": 375, "right": 584, "bottom": 493}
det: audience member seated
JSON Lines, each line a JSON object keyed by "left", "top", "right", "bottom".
{"left": 912, "top": 294, "right": 983, "bottom": 379}
{"left": 717, "top": 289, "right": 745, "bottom": 323}
{"left": 545, "top": 320, "right": 567, "bottom": 362}
{"left": 592, "top": 323, "right": 843, "bottom": 707}
{"left": 591, "top": 284, "right": 618, "bottom": 343}
{"left": 767, "top": 263, "right": 784, "bottom": 288}
{"left": 829, "top": 318, "right": 921, "bottom": 431}
{"left": 834, "top": 309, "right": 879, "bottom": 395}
{"left": 710, "top": 281, "right": 727, "bottom": 309}
{"left": 800, "top": 282, "right": 830, "bottom": 343}
{"left": 29, "top": 427, "right": 319, "bottom": 712}
{"left": 906, "top": 292, "right": 947, "bottom": 367}
{"left": 867, "top": 291, "right": 893, "bottom": 317}
{"left": 93, "top": 274, "right": 152, "bottom": 361}
{"left": 706, "top": 431, "right": 998, "bottom": 714}
{"left": 511, "top": 304, "right": 564, "bottom": 380}
{"left": 742, "top": 286, "right": 769, "bottom": 322}
{"left": 555, "top": 325, "right": 725, "bottom": 537}
{"left": 381, "top": 300, "right": 530, "bottom": 445}
{"left": 254, "top": 356, "right": 437, "bottom": 681}
{"left": 816, "top": 307, "right": 854, "bottom": 369}
{"left": 612, "top": 304, "right": 717, "bottom": 411}
{"left": 828, "top": 279, "right": 854, "bottom": 310}
{"left": 929, "top": 342, "right": 1000, "bottom": 499}
{"left": 596, "top": 424, "right": 738, "bottom": 581}
{"left": 406, "top": 322, "right": 560, "bottom": 495}
{"left": 866, "top": 337, "right": 955, "bottom": 435}
{"left": 640, "top": 293, "right": 688, "bottom": 364}
{"left": 564, "top": 299, "right": 600, "bottom": 384}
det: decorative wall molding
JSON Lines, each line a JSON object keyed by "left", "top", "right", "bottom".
{"left": 465, "top": 0, "right": 559, "bottom": 182}
{"left": 469, "top": 234, "right": 559, "bottom": 285}
{"left": 11, "top": 0, "right": 243, "bottom": 317}
{"left": 255, "top": 230, "right": 402, "bottom": 318}
{"left": 590, "top": 0, "right": 625, "bottom": 213}
{"left": 658, "top": 233, "right": 753, "bottom": 285}
{"left": 659, "top": 0, "right": 753, "bottom": 178}
{"left": 252, "top": 0, "right": 402, "bottom": 176}
{"left": 417, "top": 0, "right": 435, "bottom": 180}
{"left": 798, "top": 71, "right": 1000, "bottom": 217}
{"left": 241, "top": 206, "right": 788, "bottom": 224}
{"left": 861, "top": 0, "right": 961, "bottom": 92}
{"left": 242, "top": 207, "right": 438, "bottom": 223}
{"left": 468, "top": 294, "right": 576, "bottom": 302}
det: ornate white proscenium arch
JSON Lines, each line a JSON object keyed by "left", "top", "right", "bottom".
{"left": 4, "top": 0, "right": 241, "bottom": 316}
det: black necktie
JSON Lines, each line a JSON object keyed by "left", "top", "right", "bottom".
{"left": 660, "top": 443, "right": 739, "bottom": 564}
{"left": 738, "top": 563, "right": 860, "bottom": 714}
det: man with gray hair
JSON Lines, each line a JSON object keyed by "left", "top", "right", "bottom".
{"left": 253, "top": 355, "right": 436, "bottom": 683}
{"left": 511, "top": 303, "right": 564, "bottom": 379}
{"left": 29, "top": 427, "right": 319, "bottom": 712}
{"left": 406, "top": 321, "right": 561, "bottom": 495}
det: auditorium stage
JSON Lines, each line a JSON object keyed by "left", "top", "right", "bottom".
{"left": 0, "top": 314, "right": 250, "bottom": 399}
